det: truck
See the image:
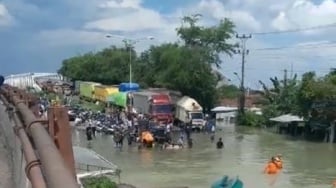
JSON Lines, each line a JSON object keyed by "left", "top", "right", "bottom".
{"left": 74, "top": 80, "right": 82, "bottom": 95}
{"left": 94, "top": 85, "right": 119, "bottom": 102}
{"left": 79, "top": 81, "right": 101, "bottom": 101}
{"left": 146, "top": 88, "right": 182, "bottom": 105}
{"left": 175, "top": 96, "right": 205, "bottom": 130}
{"left": 132, "top": 91, "right": 174, "bottom": 123}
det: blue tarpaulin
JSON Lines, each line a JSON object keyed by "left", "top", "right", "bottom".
{"left": 211, "top": 176, "right": 243, "bottom": 188}
{"left": 118, "top": 82, "right": 139, "bottom": 92}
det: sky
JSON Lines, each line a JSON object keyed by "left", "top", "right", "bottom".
{"left": 0, "top": 0, "right": 336, "bottom": 88}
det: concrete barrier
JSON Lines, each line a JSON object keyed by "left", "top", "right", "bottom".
{"left": 0, "top": 101, "right": 30, "bottom": 188}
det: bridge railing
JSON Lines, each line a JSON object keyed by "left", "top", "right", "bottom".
{"left": 0, "top": 84, "right": 78, "bottom": 188}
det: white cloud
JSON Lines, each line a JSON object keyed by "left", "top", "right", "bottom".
{"left": 0, "top": 4, "right": 14, "bottom": 27}
{"left": 272, "top": 0, "right": 336, "bottom": 31}
{"left": 84, "top": 9, "right": 168, "bottom": 32}
{"left": 85, "top": 0, "right": 263, "bottom": 34}
{"left": 174, "top": 0, "right": 261, "bottom": 31}
{"left": 99, "top": 0, "right": 142, "bottom": 9}
{"left": 81, "top": 0, "right": 264, "bottom": 55}
{"left": 85, "top": 0, "right": 169, "bottom": 32}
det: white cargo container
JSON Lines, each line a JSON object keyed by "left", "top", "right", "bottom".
{"left": 175, "top": 96, "right": 205, "bottom": 129}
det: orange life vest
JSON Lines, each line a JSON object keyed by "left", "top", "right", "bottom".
{"left": 264, "top": 162, "right": 279, "bottom": 174}
{"left": 141, "top": 131, "right": 154, "bottom": 143}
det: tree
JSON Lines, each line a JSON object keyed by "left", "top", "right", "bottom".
{"left": 58, "top": 46, "right": 133, "bottom": 84}
{"left": 176, "top": 14, "right": 237, "bottom": 67}
{"left": 58, "top": 14, "right": 237, "bottom": 109}
{"left": 135, "top": 44, "right": 218, "bottom": 110}
{"left": 296, "top": 71, "right": 317, "bottom": 117}
{"left": 299, "top": 71, "right": 336, "bottom": 143}
{"left": 216, "top": 84, "right": 240, "bottom": 99}
{"left": 259, "top": 74, "right": 299, "bottom": 124}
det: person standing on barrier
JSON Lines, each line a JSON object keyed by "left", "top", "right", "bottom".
{"left": 0, "top": 75, "right": 3, "bottom": 105}
{"left": 0, "top": 75, "right": 4, "bottom": 86}
{"left": 5, "top": 106, "right": 14, "bottom": 121}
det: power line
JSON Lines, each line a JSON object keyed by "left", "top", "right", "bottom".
{"left": 251, "top": 22, "right": 336, "bottom": 35}
{"left": 251, "top": 41, "right": 336, "bottom": 51}
{"left": 242, "top": 67, "right": 332, "bottom": 73}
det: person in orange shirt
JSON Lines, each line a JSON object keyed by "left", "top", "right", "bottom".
{"left": 141, "top": 131, "right": 154, "bottom": 148}
{"left": 264, "top": 157, "right": 279, "bottom": 174}
{"left": 274, "top": 154, "right": 283, "bottom": 169}
{"left": 332, "top": 180, "right": 336, "bottom": 187}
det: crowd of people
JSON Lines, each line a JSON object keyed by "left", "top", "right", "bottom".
{"left": 72, "top": 104, "right": 228, "bottom": 152}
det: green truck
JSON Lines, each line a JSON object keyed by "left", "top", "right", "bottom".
{"left": 107, "top": 92, "right": 129, "bottom": 108}
{"left": 79, "top": 81, "right": 101, "bottom": 101}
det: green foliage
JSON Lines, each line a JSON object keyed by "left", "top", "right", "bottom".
{"left": 259, "top": 74, "right": 300, "bottom": 118}
{"left": 217, "top": 84, "right": 240, "bottom": 99}
{"left": 58, "top": 47, "right": 133, "bottom": 84}
{"left": 237, "top": 111, "right": 264, "bottom": 127}
{"left": 176, "top": 14, "right": 237, "bottom": 67}
{"left": 261, "top": 104, "right": 281, "bottom": 126}
{"left": 58, "top": 14, "right": 237, "bottom": 110}
{"left": 297, "top": 71, "right": 336, "bottom": 120}
{"left": 297, "top": 72, "right": 317, "bottom": 117}
{"left": 82, "top": 176, "right": 117, "bottom": 188}
{"left": 135, "top": 44, "right": 218, "bottom": 110}
{"left": 259, "top": 70, "right": 336, "bottom": 124}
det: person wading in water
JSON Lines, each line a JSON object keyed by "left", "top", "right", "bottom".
{"left": 216, "top": 137, "right": 224, "bottom": 149}
{"left": 86, "top": 125, "right": 93, "bottom": 141}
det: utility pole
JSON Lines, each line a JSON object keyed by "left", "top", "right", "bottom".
{"left": 284, "top": 69, "right": 288, "bottom": 87}
{"left": 290, "top": 62, "right": 293, "bottom": 79}
{"left": 236, "top": 34, "right": 252, "bottom": 115}
{"left": 122, "top": 39, "right": 136, "bottom": 85}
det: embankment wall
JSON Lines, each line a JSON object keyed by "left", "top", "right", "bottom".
{"left": 0, "top": 101, "right": 30, "bottom": 188}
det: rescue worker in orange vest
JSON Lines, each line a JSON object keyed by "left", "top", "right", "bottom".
{"left": 274, "top": 154, "right": 283, "bottom": 169}
{"left": 264, "top": 157, "right": 281, "bottom": 174}
{"left": 141, "top": 131, "right": 154, "bottom": 148}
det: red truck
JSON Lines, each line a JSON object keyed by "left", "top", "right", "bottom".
{"left": 132, "top": 91, "right": 173, "bottom": 123}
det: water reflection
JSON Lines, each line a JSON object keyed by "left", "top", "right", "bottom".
{"left": 86, "top": 141, "right": 92, "bottom": 149}
{"left": 71, "top": 124, "right": 336, "bottom": 188}
{"left": 139, "top": 149, "right": 153, "bottom": 166}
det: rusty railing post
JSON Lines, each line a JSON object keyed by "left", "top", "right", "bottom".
{"left": 48, "top": 106, "right": 76, "bottom": 178}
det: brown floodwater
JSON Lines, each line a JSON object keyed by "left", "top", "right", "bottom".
{"left": 72, "top": 123, "right": 336, "bottom": 188}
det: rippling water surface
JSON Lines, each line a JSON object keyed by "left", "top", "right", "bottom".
{"left": 72, "top": 123, "right": 336, "bottom": 188}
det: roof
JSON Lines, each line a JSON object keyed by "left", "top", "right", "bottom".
{"left": 270, "top": 114, "right": 304, "bottom": 123}
{"left": 73, "top": 146, "right": 119, "bottom": 172}
{"left": 211, "top": 106, "right": 238, "bottom": 112}
{"left": 219, "top": 94, "right": 263, "bottom": 108}
{"left": 135, "top": 91, "right": 169, "bottom": 98}
{"left": 176, "top": 96, "right": 202, "bottom": 111}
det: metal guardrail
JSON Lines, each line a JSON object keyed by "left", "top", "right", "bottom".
{"left": 0, "top": 84, "right": 78, "bottom": 188}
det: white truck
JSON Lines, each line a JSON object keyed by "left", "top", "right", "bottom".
{"left": 175, "top": 96, "right": 205, "bottom": 130}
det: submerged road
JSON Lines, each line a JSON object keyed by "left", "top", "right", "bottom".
{"left": 72, "top": 124, "right": 336, "bottom": 188}
{"left": 0, "top": 101, "right": 14, "bottom": 188}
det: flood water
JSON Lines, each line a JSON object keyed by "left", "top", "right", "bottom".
{"left": 72, "top": 123, "right": 336, "bottom": 188}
